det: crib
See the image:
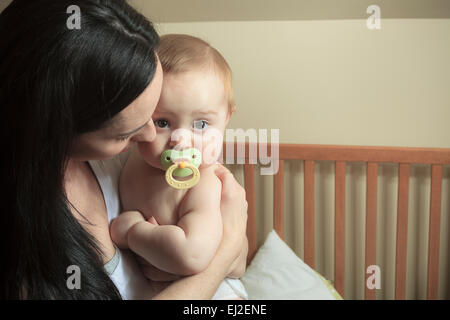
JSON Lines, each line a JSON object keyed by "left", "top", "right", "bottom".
{"left": 222, "top": 142, "right": 450, "bottom": 300}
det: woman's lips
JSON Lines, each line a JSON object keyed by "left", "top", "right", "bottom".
{"left": 121, "top": 146, "right": 131, "bottom": 153}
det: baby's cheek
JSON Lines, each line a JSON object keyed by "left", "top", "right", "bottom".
{"left": 200, "top": 136, "right": 223, "bottom": 166}
{"left": 198, "top": 128, "right": 225, "bottom": 165}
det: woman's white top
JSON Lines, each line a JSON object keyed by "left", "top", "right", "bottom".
{"left": 89, "top": 153, "right": 155, "bottom": 300}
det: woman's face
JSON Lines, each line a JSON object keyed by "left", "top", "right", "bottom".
{"left": 70, "top": 60, "right": 163, "bottom": 161}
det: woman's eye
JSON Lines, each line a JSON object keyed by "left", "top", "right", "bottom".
{"left": 117, "top": 135, "right": 131, "bottom": 142}
{"left": 193, "top": 120, "right": 208, "bottom": 130}
{"left": 155, "top": 119, "right": 170, "bottom": 128}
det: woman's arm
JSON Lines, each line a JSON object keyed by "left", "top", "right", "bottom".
{"left": 228, "top": 235, "right": 249, "bottom": 279}
{"left": 151, "top": 236, "right": 237, "bottom": 299}
{"left": 151, "top": 165, "right": 248, "bottom": 299}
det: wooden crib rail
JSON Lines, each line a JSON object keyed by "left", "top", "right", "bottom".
{"left": 222, "top": 142, "right": 450, "bottom": 300}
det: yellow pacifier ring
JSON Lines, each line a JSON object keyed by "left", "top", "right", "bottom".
{"left": 165, "top": 162, "right": 200, "bottom": 190}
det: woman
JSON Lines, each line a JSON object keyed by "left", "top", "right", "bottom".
{"left": 0, "top": 0, "right": 248, "bottom": 299}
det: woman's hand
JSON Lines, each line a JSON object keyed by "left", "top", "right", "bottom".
{"left": 214, "top": 164, "right": 248, "bottom": 277}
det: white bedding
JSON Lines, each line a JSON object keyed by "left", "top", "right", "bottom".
{"left": 241, "top": 230, "right": 342, "bottom": 300}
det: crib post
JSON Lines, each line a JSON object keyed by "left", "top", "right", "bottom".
{"left": 365, "top": 162, "right": 378, "bottom": 300}
{"left": 395, "top": 163, "right": 410, "bottom": 300}
{"left": 304, "top": 160, "right": 315, "bottom": 269}
{"left": 273, "top": 160, "right": 285, "bottom": 239}
{"left": 335, "top": 161, "right": 346, "bottom": 298}
{"left": 427, "top": 164, "right": 442, "bottom": 299}
{"left": 244, "top": 164, "right": 257, "bottom": 264}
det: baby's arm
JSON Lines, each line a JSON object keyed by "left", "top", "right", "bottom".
{"left": 110, "top": 210, "right": 146, "bottom": 249}
{"left": 125, "top": 167, "right": 223, "bottom": 276}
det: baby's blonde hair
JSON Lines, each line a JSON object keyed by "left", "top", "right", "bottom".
{"left": 157, "top": 34, "right": 235, "bottom": 114}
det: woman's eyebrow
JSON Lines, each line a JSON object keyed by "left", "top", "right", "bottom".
{"left": 118, "top": 120, "right": 150, "bottom": 137}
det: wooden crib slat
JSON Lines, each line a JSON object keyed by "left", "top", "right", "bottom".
{"left": 274, "top": 160, "right": 285, "bottom": 239}
{"left": 395, "top": 163, "right": 410, "bottom": 300}
{"left": 427, "top": 164, "right": 443, "bottom": 299}
{"left": 365, "top": 162, "right": 378, "bottom": 300}
{"left": 244, "top": 164, "right": 257, "bottom": 264}
{"left": 304, "top": 160, "right": 315, "bottom": 268}
{"left": 335, "top": 161, "right": 346, "bottom": 298}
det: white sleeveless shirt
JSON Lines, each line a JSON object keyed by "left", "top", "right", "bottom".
{"left": 89, "top": 153, "right": 156, "bottom": 300}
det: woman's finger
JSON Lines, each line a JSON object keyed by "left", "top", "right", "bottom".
{"left": 214, "top": 165, "right": 232, "bottom": 189}
{"left": 215, "top": 165, "right": 240, "bottom": 200}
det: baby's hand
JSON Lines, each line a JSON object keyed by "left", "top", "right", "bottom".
{"left": 148, "top": 216, "right": 159, "bottom": 225}
{"left": 110, "top": 210, "right": 147, "bottom": 249}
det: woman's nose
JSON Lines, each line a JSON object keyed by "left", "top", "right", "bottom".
{"left": 132, "top": 120, "right": 156, "bottom": 143}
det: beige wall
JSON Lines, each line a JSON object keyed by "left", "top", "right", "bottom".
{"left": 0, "top": 0, "right": 10, "bottom": 12}
{"left": 129, "top": 0, "right": 450, "bottom": 22}
{"left": 155, "top": 19, "right": 450, "bottom": 148}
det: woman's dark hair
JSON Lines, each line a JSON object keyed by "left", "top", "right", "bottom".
{"left": 0, "top": 0, "right": 159, "bottom": 299}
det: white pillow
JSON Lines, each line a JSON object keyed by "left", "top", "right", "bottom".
{"left": 241, "top": 230, "right": 342, "bottom": 300}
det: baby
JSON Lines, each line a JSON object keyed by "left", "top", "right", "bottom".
{"left": 110, "top": 34, "right": 248, "bottom": 300}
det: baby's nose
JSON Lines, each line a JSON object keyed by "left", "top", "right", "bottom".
{"left": 169, "top": 135, "right": 192, "bottom": 150}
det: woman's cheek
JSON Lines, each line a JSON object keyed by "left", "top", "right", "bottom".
{"left": 96, "top": 141, "right": 129, "bottom": 160}
{"left": 137, "top": 138, "right": 168, "bottom": 170}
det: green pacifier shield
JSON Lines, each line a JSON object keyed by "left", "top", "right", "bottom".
{"left": 160, "top": 148, "right": 202, "bottom": 177}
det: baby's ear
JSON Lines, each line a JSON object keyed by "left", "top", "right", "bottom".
{"left": 226, "top": 105, "right": 236, "bottom": 123}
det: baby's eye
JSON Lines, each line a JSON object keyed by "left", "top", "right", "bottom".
{"left": 154, "top": 119, "right": 170, "bottom": 128}
{"left": 193, "top": 120, "right": 208, "bottom": 130}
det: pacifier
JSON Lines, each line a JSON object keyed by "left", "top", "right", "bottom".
{"left": 160, "top": 148, "right": 202, "bottom": 189}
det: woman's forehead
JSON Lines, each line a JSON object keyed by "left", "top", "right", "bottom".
{"left": 109, "top": 62, "right": 164, "bottom": 131}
